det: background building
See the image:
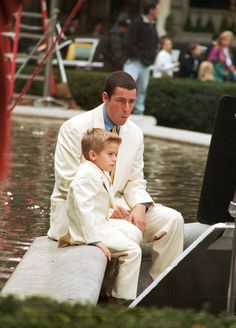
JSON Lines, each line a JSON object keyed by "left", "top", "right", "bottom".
{"left": 57, "top": 1, "right": 236, "bottom": 44}
{"left": 161, "top": 0, "right": 236, "bottom": 43}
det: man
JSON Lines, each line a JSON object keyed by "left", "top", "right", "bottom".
{"left": 48, "top": 71, "right": 183, "bottom": 280}
{"left": 123, "top": 1, "right": 159, "bottom": 115}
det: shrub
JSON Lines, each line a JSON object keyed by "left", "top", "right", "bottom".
{"left": 146, "top": 77, "right": 236, "bottom": 133}
{"left": 0, "top": 295, "right": 236, "bottom": 328}
{"left": 15, "top": 69, "right": 236, "bottom": 133}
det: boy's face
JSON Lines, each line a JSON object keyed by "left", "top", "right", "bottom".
{"left": 89, "top": 142, "right": 119, "bottom": 172}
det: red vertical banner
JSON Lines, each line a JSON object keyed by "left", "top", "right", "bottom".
{"left": 0, "top": 1, "right": 24, "bottom": 179}
{"left": 0, "top": 36, "right": 10, "bottom": 179}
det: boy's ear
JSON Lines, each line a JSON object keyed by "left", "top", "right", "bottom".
{"left": 88, "top": 149, "right": 97, "bottom": 161}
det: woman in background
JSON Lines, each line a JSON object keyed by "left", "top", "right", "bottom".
{"left": 208, "top": 30, "right": 236, "bottom": 81}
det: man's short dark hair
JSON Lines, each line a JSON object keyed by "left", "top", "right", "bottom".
{"left": 143, "top": 1, "right": 158, "bottom": 15}
{"left": 104, "top": 71, "right": 136, "bottom": 98}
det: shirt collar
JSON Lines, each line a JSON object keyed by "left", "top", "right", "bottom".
{"left": 103, "top": 106, "right": 120, "bottom": 133}
{"left": 142, "top": 15, "right": 156, "bottom": 24}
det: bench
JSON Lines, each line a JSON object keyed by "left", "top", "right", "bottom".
{"left": 1, "top": 222, "right": 210, "bottom": 303}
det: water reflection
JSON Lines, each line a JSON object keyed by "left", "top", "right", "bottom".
{"left": 0, "top": 116, "right": 208, "bottom": 289}
{"left": 144, "top": 138, "right": 208, "bottom": 222}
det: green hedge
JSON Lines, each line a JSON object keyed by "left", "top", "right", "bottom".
{"left": 146, "top": 78, "right": 236, "bottom": 133}
{"left": 67, "top": 71, "right": 236, "bottom": 133}
{"left": 0, "top": 295, "right": 236, "bottom": 328}
{"left": 15, "top": 69, "right": 236, "bottom": 133}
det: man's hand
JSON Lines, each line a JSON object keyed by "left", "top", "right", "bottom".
{"left": 96, "top": 242, "right": 111, "bottom": 261}
{"left": 129, "top": 204, "right": 146, "bottom": 234}
{"left": 110, "top": 205, "right": 130, "bottom": 219}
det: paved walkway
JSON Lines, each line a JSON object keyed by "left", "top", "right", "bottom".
{"left": 13, "top": 105, "right": 211, "bottom": 147}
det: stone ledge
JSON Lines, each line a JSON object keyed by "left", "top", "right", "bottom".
{"left": 0, "top": 237, "right": 107, "bottom": 304}
{"left": 1, "top": 223, "right": 210, "bottom": 302}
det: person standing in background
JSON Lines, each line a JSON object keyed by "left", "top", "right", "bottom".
{"left": 123, "top": 1, "right": 159, "bottom": 115}
{"left": 153, "top": 36, "right": 179, "bottom": 78}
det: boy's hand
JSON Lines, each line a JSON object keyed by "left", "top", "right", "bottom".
{"left": 96, "top": 242, "right": 111, "bottom": 261}
{"left": 110, "top": 205, "right": 130, "bottom": 219}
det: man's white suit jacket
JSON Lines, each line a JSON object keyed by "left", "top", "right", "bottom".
{"left": 48, "top": 103, "right": 153, "bottom": 240}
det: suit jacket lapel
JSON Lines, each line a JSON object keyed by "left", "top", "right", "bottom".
{"left": 93, "top": 104, "right": 105, "bottom": 129}
{"left": 102, "top": 172, "right": 115, "bottom": 208}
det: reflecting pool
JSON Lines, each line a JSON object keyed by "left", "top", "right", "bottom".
{"left": 0, "top": 116, "right": 208, "bottom": 289}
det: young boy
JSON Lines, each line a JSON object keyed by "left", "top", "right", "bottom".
{"left": 60, "top": 128, "right": 142, "bottom": 303}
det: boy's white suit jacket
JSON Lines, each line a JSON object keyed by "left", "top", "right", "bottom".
{"left": 48, "top": 104, "right": 153, "bottom": 240}
{"left": 66, "top": 160, "right": 130, "bottom": 250}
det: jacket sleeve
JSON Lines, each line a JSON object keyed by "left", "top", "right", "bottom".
{"left": 123, "top": 132, "right": 154, "bottom": 208}
{"left": 66, "top": 176, "right": 102, "bottom": 244}
{"left": 54, "top": 122, "right": 83, "bottom": 198}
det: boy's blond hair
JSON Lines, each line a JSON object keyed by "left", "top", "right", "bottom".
{"left": 82, "top": 128, "right": 121, "bottom": 160}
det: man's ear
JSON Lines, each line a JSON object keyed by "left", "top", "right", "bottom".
{"left": 102, "top": 91, "right": 109, "bottom": 102}
{"left": 88, "top": 149, "right": 97, "bottom": 161}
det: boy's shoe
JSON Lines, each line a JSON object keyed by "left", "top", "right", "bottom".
{"left": 106, "top": 296, "right": 133, "bottom": 306}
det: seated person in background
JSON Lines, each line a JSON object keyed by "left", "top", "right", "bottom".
{"left": 91, "top": 19, "right": 105, "bottom": 38}
{"left": 179, "top": 42, "right": 202, "bottom": 79}
{"left": 152, "top": 36, "right": 179, "bottom": 78}
{"left": 208, "top": 30, "right": 236, "bottom": 82}
{"left": 198, "top": 61, "right": 215, "bottom": 81}
{"left": 60, "top": 128, "right": 142, "bottom": 305}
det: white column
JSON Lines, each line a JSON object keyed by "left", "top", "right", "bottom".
{"left": 157, "top": 0, "right": 171, "bottom": 36}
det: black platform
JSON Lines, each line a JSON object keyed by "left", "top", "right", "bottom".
{"left": 130, "top": 223, "right": 234, "bottom": 314}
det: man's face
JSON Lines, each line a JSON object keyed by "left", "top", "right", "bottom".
{"left": 150, "top": 4, "right": 160, "bottom": 19}
{"left": 102, "top": 87, "right": 136, "bottom": 126}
